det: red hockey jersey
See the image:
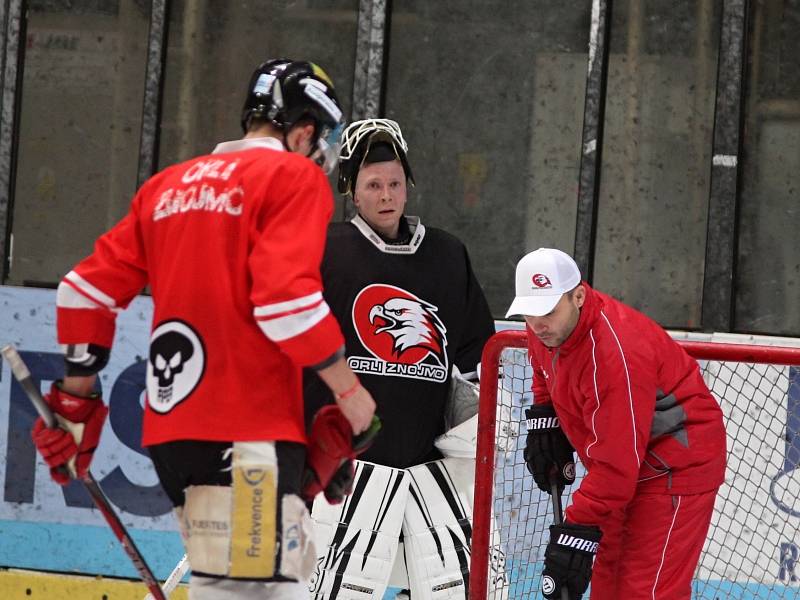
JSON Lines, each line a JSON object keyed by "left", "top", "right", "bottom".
{"left": 526, "top": 283, "right": 726, "bottom": 526}
{"left": 56, "top": 137, "right": 344, "bottom": 446}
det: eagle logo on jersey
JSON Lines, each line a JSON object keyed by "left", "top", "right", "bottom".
{"left": 368, "top": 298, "right": 446, "bottom": 363}
{"left": 350, "top": 284, "right": 449, "bottom": 382}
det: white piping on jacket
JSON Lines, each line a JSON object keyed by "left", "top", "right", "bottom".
{"left": 599, "top": 310, "right": 641, "bottom": 467}
{"left": 586, "top": 330, "right": 601, "bottom": 458}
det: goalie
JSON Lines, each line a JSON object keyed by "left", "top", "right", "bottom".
{"left": 303, "top": 119, "right": 497, "bottom": 600}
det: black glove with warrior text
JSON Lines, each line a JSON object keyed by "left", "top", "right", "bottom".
{"left": 524, "top": 403, "right": 576, "bottom": 495}
{"left": 541, "top": 522, "right": 602, "bottom": 599}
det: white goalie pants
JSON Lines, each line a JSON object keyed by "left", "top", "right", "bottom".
{"left": 308, "top": 457, "right": 505, "bottom": 600}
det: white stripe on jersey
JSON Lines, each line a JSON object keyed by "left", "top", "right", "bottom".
{"left": 255, "top": 300, "right": 331, "bottom": 342}
{"left": 253, "top": 291, "right": 324, "bottom": 317}
{"left": 59, "top": 271, "right": 120, "bottom": 312}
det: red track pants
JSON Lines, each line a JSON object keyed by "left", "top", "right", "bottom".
{"left": 588, "top": 488, "right": 718, "bottom": 599}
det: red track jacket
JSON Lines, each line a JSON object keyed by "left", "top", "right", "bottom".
{"left": 55, "top": 137, "right": 344, "bottom": 446}
{"left": 526, "top": 283, "right": 726, "bottom": 527}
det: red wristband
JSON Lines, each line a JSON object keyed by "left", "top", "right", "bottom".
{"left": 335, "top": 380, "right": 362, "bottom": 401}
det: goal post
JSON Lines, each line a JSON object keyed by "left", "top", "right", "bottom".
{"left": 470, "top": 329, "right": 800, "bottom": 600}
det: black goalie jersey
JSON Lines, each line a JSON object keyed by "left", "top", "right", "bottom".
{"left": 303, "top": 214, "right": 495, "bottom": 468}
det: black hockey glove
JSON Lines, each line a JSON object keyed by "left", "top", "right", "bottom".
{"left": 524, "top": 404, "right": 575, "bottom": 495}
{"left": 542, "top": 522, "right": 602, "bottom": 600}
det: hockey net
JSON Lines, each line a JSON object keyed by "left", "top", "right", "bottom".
{"left": 470, "top": 329, "right": 800, "bottom": 600}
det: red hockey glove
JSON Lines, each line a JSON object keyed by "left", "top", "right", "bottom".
{"left": 30, "top": 382, "right": 107, "bottom": 485}
{"left": 302, "top": 406, "right": 381, "bottom": 504}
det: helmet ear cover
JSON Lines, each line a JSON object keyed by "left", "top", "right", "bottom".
{"left": 337, "top": 119, "right": 414, "bottom": 195}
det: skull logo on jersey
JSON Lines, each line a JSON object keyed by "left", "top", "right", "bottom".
{"left": 349, "top": 284, "right": 448, "bottom": 382}
{"left": 146, "top": 319, "right": 206, "bottom": 413}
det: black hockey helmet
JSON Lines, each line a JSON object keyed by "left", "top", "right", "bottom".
{"left": 241, "top": 59, "right": 346, "bottom": 171}
{"left": 337, "top": 119, "right": 415, "bottom": 195}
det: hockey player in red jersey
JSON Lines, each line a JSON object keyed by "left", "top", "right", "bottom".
{"left": 507, "top": 248, "right": 726, "bottom": 599}
{"left": 29, "top": 59, "right": 376, "bottom": 600}
{"left": 304, "top": 119, "right": 498, "bottom": 600}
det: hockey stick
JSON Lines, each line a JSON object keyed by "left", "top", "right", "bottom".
{"left": 1, "top": 345, "right": 168, "bottom": 600}
{"left": 549, "top": 478, "right": 570, "bottom": 600}
{"left": 144, "top": 553, "right": 189, "bottom": 600}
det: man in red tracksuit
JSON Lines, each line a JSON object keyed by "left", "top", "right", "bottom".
{"left": 506, "top": 248, "right": 726, "bottom": 599}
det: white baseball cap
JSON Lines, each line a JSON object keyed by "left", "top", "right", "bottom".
{"left": 505, "top": 248, "right": 582, "bottom": 317}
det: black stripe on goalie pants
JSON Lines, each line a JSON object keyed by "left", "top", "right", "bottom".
{"left": 148, "top": 439, "right": 305, "bottom": 581}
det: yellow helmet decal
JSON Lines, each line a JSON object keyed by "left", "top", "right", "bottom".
{"left": 310, "top": 63, "right": 334, "bottom": 88}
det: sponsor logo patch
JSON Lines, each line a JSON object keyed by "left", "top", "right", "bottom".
{"left": 230, "top": 466, "right": 276, "bottom": 577}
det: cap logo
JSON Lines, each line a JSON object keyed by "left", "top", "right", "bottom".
{"left": 531, "top": 273, "right": 552, "bottom": 288}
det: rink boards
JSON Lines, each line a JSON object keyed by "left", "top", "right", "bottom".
{"left": 1, "top": 284, "right": 799, "bottom": 599}
{"left": 0, "top": 285, "right": 186, "bottom": 587}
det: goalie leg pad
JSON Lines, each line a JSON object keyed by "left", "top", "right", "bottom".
{"left": 310, "top": 460, "right": 410, "bottom": 600}
{"left": 400, "top": 458, "right": 508, "bottom": 600}
{"left": 387, "top": 541, "right": 410, "bottom": 589}
{"left": 402, "top": 458, "right": 476, "bottom": 600}
{"left": 179, "top": 441, "right": 315, "bottom": 582}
